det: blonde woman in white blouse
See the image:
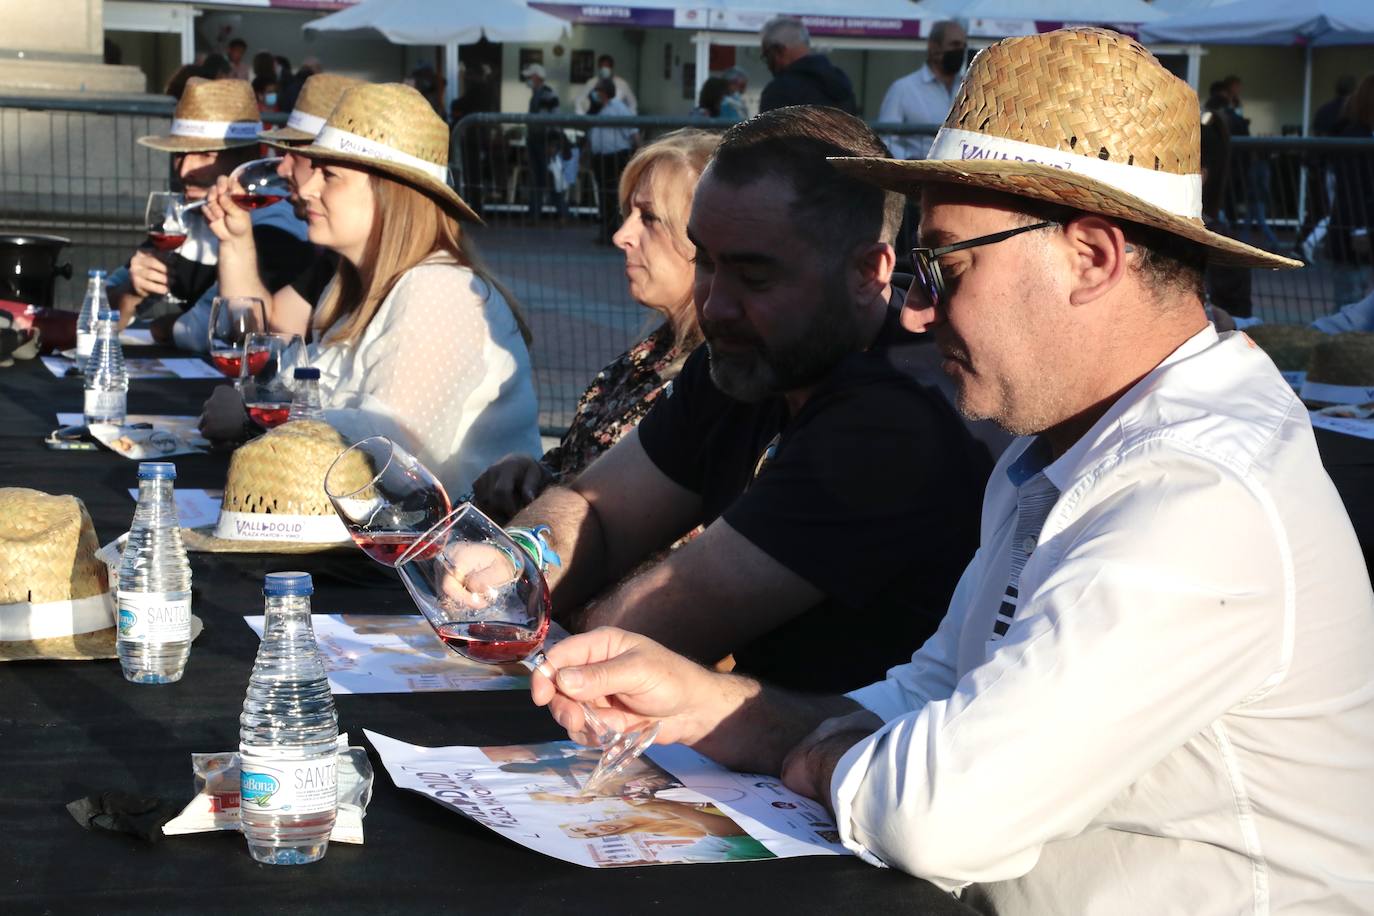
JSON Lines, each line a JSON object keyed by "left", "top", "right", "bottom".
{"left": 280, "top": 83, "right": 540, "bottom": 498}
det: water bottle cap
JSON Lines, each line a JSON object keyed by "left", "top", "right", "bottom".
{"left": 97, "top": 309, "right": 118, "bottom": 321}
{"left": 137, "top": 461, "right": 176, "bottom": 480}
{"left": 263, "top": 571, "right": 314, "bottom": 597}
{"left": 87, "top": 268, "right": 106, "bottom": 279}
{"left": 293, "top": 367, "right": 321, "bottom": 380}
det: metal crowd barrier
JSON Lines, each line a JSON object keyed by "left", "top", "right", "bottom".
{"left": 2, "top": 97, "right": 1371, "bottom": 433}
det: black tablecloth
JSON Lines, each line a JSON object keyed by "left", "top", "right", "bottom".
{"left": 0, "top": 352, "right": 976, "bottom": 914}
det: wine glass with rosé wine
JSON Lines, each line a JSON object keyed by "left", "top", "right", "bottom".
{"left": 144, "top": 191, "right": 190, "bottom": 309}
{"left": 227, "top": 157, "right": 291, "bottom": 211}
{"left": 207, "top": 296, "right": 266, "bottom": 383}
{"left": 323, "top": 436, "right": 451, "bottom": 566}
{"left": 394, "top": 504, "right": 661, "bottom": 796}
{"left": 241, "top": 332, "right": 304, "bottom": 429}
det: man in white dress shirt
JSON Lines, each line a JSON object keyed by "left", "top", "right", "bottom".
{"left": 878, "top": 20, "right": 967, "bottom": 161}
{"left": 527, "top": 28, "right": 1374, "bottom": 915}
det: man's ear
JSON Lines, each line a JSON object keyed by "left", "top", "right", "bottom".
{"left": 853, "top": 241, "right": 896, "bottom": 304}
{"left": 1061, "top": 216, "right": 1130, "bottom": 306}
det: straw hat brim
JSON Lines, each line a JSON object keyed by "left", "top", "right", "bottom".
{"left": 181, "top": 524, "right": 353, "bottom": 555}
{"left": 830, "top": 156, "right": 1302, "bottom": 271}
{"left": 257, "top": 125, "right": 315, "bottom": 144}
{"left": 268, "top": 139, "right": 482, "bottom": 225}
{"left": 137, "top": 135, "right": 261, "bottom": 153}
{"left": 0, "top": 615, "right": 203, "bottom": 662}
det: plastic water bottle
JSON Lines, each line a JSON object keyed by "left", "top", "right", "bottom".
{"left": 84, "top": 309, "right": 128, "bottom": 425}
{"left": 288, "top": 367, "right": 324, "bottom": 421}
{"left": 75, "top": 268, "right": 107, "bottom": 367}
{"left": 239, "top": 572, "right": 338, "bottom": 866}
{"left": 117, "top": 461, "right": 193, "bottom": 684}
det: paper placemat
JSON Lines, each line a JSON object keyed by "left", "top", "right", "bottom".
{"left": 125, "top": 487, "right": 223, "bottom": 530}
{"left": 43, "top": 355, "right": 221, "bottom": 381}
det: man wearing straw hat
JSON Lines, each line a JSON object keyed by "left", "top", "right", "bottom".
{"left": 528, "top": 29, "right": 1374, "bottom": 913}
{"left": 202, "top": 73, "right": 362, "bottom": 339}
{"left": 106, "top": 77, "right": 310, "bottom": 351}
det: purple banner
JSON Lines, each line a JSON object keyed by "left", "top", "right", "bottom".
{"left": 529, "top": 3, "right": 677, "bottom": 28}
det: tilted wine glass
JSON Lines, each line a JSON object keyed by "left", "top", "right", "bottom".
{"left": 395, "top": 504, "right": 661, "bottom": 796}
{"left": 324, "top": 436, "right": 452, "bottom": 566}
{"left": 227, "top": 157, "right": 291, "bottom": 211}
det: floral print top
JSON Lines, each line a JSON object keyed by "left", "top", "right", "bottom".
{"left": 543, "top": 321, "right": 691, "bottom": 483}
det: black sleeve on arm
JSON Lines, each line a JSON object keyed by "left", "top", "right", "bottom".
{"left": 634, "top": 345, "right": 714, "bottom": 494}
{"left": 721, "top": 378, "right": 986, "bottom": 608}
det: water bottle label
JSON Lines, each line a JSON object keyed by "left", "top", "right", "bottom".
{"left": 76, "top": 332, "right": 95, "bottom": 359}
{"left": 84, "top": 388, "right": 127, "bottom": 420}
{"left": 117, "top": 592, "right": 191, "bottom": 643}
{"left": 240, "top": 750, "right": 338, "bottom": 815}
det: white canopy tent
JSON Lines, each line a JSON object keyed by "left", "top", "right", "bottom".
{"left": 305, "top": 0, "right": 570, "bottom": 108}
{"left": 1140, "top": 0, "right": 1374, "bottom": 134}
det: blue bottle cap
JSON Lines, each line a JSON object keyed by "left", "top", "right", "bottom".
{"left": 137, "top": 461, "right": 176, "bottom": 480}
{"left": 293, "top": 367, "right": 321, "bottom": 380}
{"left": 87, "top": 268, "right": 106, "bottom": 279}
{"left": 97, "top": 309, "right": 118, "bottom": 321}
{"left": 263, "top": 571, "right": 314, "bottom": 597}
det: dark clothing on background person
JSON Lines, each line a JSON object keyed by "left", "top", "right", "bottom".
{"left": 759, "top": 54, "right": 859, "bottom": 115}
{"left": 157, "top": 222, "right": 311, "bottom": 315}
{"left": 527, "top": 84, "right": 560, "bottom": 220}
{"left": 635, "top": 297, "right": 990, "bottom": 693}
{"left": 1331, "top": 120, "right": 1374, "bottom": 266}
{"left": 1200, "top": 108, "right": 1254, "bottom": 316}
{"left": 1314, "top": 94, "right": 1351, "bottom": 137}
{"left": 287, "top": 249, "right": 339, "bottom": 310}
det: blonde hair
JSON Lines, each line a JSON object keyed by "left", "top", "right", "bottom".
{"left": 618, "top": 128, "right": 721, "bottom": 348}
{"left": 314, "top": 171, "right": 531, "bottom": 347}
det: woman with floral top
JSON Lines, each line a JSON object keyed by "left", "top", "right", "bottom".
{"left": 475, "top": 129, "right": 720, "bottom": 522}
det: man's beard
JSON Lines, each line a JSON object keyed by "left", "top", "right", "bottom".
{"left": 703, "top": 282, "right": 861, "bottom": 403}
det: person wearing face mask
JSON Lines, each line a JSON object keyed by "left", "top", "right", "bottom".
{"left": 575, "top": 54, "right": 638, "bottom": 115}
{"left": 587, "top": 78, "right": 639, "bottom": 244}
{"left": 720, "top": 67, "right": 750, "bottom": 122}
{"left": 522, "top": 63, "right": 560, "bottom": 221}
{"left": 877, "top": 20, "right": 967, "bottom": 161}
{"left": 474, "top": 129, "right": 718, "bottom": 522}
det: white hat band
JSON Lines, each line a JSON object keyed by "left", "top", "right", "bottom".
{"left": 214, "top": 510, "right": 350, "bottom": 543}
{"left": 927, "top": 127, "right": 1203, "bottom": 219}
{"left": 314, "top": 126, "right": 449, "bottom": 183}
{"left": 286, "top": 109, "right": 328, "bottom": 137}
{"left": 172, "top": 118, "right": 261, "bottom": 140}
{"left": 0, "top": 591, "right": 114, "bottom": 641}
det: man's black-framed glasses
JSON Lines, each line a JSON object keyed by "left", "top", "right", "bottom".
{"left": 911, "top": 221, "right": 1057, "bottom": 309}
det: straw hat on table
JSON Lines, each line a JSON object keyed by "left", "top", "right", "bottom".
{"left": 184, "top": 419, "right": 367, "bottom": 554}
{"left": 0, "top": 488, "right": 114, "bottom": 661}
{"left": 267, "top": 82, "right": 480, "bottom": 224}
{"left": 259, "top": 73, "right": 364, "bottom": 144}
{"left": 139, "top": 77, "right": 261, "bottom": 153}
{"left": 831, "top": 28, "right": 1301, "bottom": 271}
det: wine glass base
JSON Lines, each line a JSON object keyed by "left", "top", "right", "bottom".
{"left": 581, "top": 721, "right": 661, "bottom": 796}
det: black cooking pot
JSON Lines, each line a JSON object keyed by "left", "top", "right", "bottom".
{"left": 0, "top": 234, "right": 73, "bottom": 308}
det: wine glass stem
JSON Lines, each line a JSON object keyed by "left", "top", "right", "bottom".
{"left": 523, "top": 651, "right": 620, "bottom": 747}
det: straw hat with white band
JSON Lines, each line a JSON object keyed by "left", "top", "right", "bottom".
{"left": 259, "top": 73, "right": 364, "bottom": 144}
{"left": 268, "top": 82, "right": 480, "bottom": 224}
{"left": 0, "top": 488, "right": 114, "bottom": 660}
{"left": 831, "top": 28, "right": 1301, "bottom": 271}
{"left": 138, "top": 77, "right": 262, "bottom": 153}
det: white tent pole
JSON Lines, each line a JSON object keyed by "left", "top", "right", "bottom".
{"left": 445, "top": 41, "right": 460, "bottom": 112}
{"left": 1185, "top": 44, "right": 1201, "bottom": 93}
{"left": 695, "top": 31, "right": 710, "bottom": 100}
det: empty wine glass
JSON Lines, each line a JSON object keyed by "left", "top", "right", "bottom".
{"left": 324, "top": 436, "right": 451, "bottom": 566}
{"left": 144, "top": 191, "right": 189, "bottom": 309}
{"left": 228, "top": 157, "right": 291, "bottom": 210}
{"left": 208, "top": 296, "right": 265, "bottom": 383}
{"left": 395, "top": 504, "right": 660, "bottom": 796}
{"left": 241, "top": 332, "right": 303, "bottom": 429}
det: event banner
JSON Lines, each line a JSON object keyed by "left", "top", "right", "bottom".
{"left": 243, "top": 614, "right": 568, "bottom": 694}
{"left": 367, "top": 731, "right": 849, "bottom": 868}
